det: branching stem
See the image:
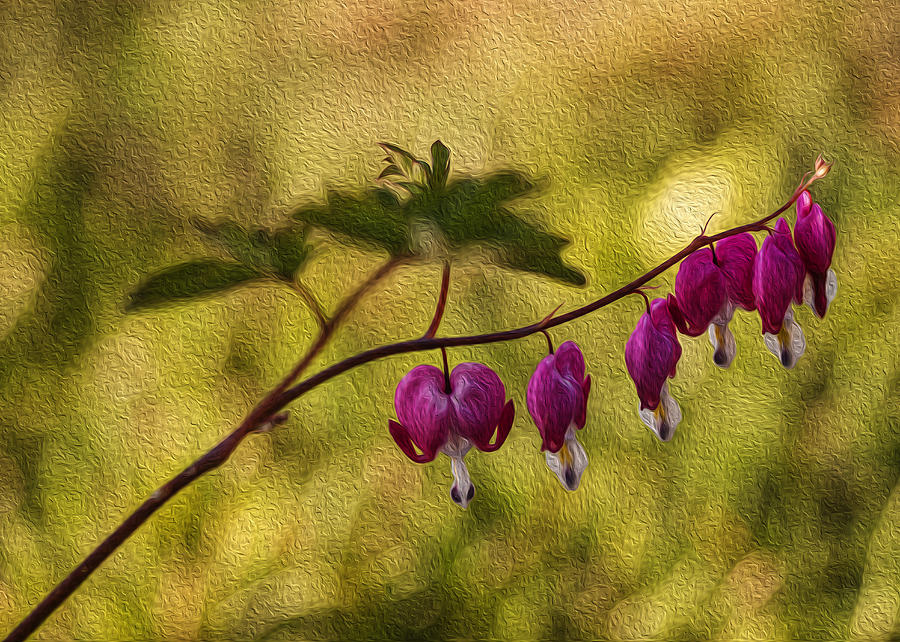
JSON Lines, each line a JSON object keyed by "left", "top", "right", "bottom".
{"left": 4, "top": 172, "right": 818, "bottom": 642}
{"left": 4, "top": 255, "right": 404, "bottom": 642}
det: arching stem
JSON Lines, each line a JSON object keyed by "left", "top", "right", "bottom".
{"left": 541, "top": 330, "right": 554, "bottom": 354}
{"left": 4, "top": 165, "right": 826, "bottom": 642}
{"left": 423, "top": 261, "right": 451, "bottom": 339}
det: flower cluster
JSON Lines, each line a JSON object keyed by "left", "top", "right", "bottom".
{"left": 386, "top": 188, "right": 835, "bottom": 507}
{"left": 624, "top": 190, "right": 837, "bottom": 441}
{"left": 388, "top": 340, "right": 592, "bottom": 507}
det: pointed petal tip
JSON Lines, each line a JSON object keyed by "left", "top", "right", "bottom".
{"left": 449, "top": 456, "right": 474, "bottom": 509}
{"left": 543, "top": 435, "right": 588, "bottom": 491}
{"left": 389, "top": 420, "right": 436, "bottom": 463}
{"left": 638, "top": 383, "right": 682, "bottom": 442}
{"left": 478, "top": 399, "right": 515, "bottom": 452}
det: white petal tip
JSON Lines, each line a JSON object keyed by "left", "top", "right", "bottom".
{"left": 708, "top": 322, "right": 736, "bottom": 369}
{"left": 544, "top": 432, "right": 588, "bottom": 491}
{"left": 763, "top": 310, "right": 806, "bottom": 369}
{"left": 638, "top": 382, "right": 681, "bottom": 442}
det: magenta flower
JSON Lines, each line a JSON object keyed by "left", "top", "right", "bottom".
{"left": 389, "top": 362, "right": 515, "bottom": 508}
{"left": 625, "top": 297, "right": 683, "bottom": 441}
{"left": 526, "top": 341, "right": 592, "bottom": 490}
{"left": 670, "top": 234, "right": 759, "bottom": 368}
{"left": 707, "top": 233, "right": 758, "bottom": 368}
{"left": 794, "top": 190, "right": 837, "bottom": 319}
{"left": 673, "top": 248, "right": 728, "bottom": 338}
{"left": 752, "top": 217, "right": 807, "bottom": 368}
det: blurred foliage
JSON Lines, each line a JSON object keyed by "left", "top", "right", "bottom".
{"left": 127, "top": 221, "right": 311, "bottom": 310}
{"left": 191, "top": 219, "right": 310, "bottom": 282}
{"left": 293, "top": 141, "right": 587, "bottom": 284}
{"left": 127, "top": 260, "right": 270, "bottom": 310}
{"left": 0, "top": 0, "right": 899, "bottom": 640}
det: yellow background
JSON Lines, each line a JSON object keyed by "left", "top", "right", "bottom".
{"left": 0, "top": 0, "right": 898, "bottom": 639}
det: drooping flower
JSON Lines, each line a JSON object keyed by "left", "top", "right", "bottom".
{"left": 673, "top": 248, "right": 728, "bottom": 337}
{"left": 389, "top": 362, "right": 515, "bottom": 508}
{"left": 670, "top": 233, "right": 759, "bottom": 369}
{"left": 526, "top": 340, "right": 592, "bottom": 491}
{"left": 752, "top": 217, "right": 807, "bottom": 368}
{"left": 625, "top": 297, "right": 683, "bottom": 441}
{"left": 794, "top": 190, "right": 837, "bottom": 319}
{"left": 706, "top": 233, "right": 758, "bottom": 368}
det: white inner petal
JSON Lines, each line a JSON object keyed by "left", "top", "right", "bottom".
{"left": 638, "top": 381, "right": 681, "bottom": 442}
{"left": 825, "top": 268, "right": 838, "bottom": 305}
{"left": 544, "top": 425, "right": 589, "bottom": 491}
{"left": 802, "top": 272, "right": 815, "bottom": 310}
{"left": 802, "top": 269, "right": 839, "bottom": 318}
{"left": 440, "top": 432, "right": 472, "bottom": 459}
{"left": 763, "top": 309, "right": 806, "bottom": 369}
{"left": 449, "top": 455, "right": 474, "bottom": 509}
{"left": 708, "top": 322, "right": 737, "bottom": 369}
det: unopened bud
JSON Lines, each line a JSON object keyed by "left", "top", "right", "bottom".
{"left": 814, "top": 154, "right": 832, "bottom": 179}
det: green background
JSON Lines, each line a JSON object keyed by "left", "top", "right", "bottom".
{"left": 1, "top": 0, "right": 898, "bottom": 639}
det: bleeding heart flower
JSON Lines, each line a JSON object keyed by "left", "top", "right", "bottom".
{"left": 673, "top": 248, "right": 728, "bottom": 338}
{"left": 670, "top": 234, "right": 759, "bottom": 369}
{"left": 526, "top": 340, "right": 592, "bottom": 491}
{"left": 707, "top": 233, "right": 758, "bottom": 368}
{"left": 389, "top": 362, "right": 515, "bottom": 508}
{"left": 625, "top": 297, "right": 683, "bottom": 442}
{"left": 794, "top": 190, "right": 837, "bottom": 319}
{"left": 752, "top": 218, "right": 807, "bottom": 368}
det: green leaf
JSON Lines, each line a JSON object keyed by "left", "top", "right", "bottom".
{"left": 268, "top": 226, "right": 311, "bottom": 279}
{"left": 292, "top": 187, "right": 411, "bottom": 256}
{"left": 409, "top": 171, "right": 585, "bottom": 285}
{"left": 377, "top": 164, "right": 404, "bottom": 180}
{"left": 127, "top": 260, "right": 266, "bottom": 310}
{"left": 415, "top": 160, "right": 433, "bottom": 185}
{"left": 429, "top": 140, "right": 451, "bottom": 191}
{"left": 192, "top": 219, "right": 310, "bottom": 280}
{"left": 378, "top": 142, "right": 418, "bottom": 178}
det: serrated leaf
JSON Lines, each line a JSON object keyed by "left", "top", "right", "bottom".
{"left": 192, "top": 218, "right": 310, "bottom": 280}
{"left": 268, "top": 227, "right": 311, "bottom": 279}
{"left": 127, "top": 260, "right": 266, "bottom": 310}
{"left": 378, "top": 142, "right": 417, "bottom": 178}
{"left": 484, "top": 210, "right": 587, "bottom": 285}
{"left": 409, "top": 171, "right": 585, "bottom": 285}
{"left": 292, "top": 187, "right": 411, "bottom": 256}
{"left": 429, "top": 140, "right": 451, "bottom": 191}
{"left": 377, "top": 164, "right": 405, "bottom": 180}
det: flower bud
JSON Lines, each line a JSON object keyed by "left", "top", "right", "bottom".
{"left": 794, "top": 190, "right": 837, "bottom": 319}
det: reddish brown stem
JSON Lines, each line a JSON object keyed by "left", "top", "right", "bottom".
{"left": 634, "top": 289, "right": 652, "bottom": 315}
{"left": 423, "top": 261, "right": 451, "bottom": 339}
{"left": 3, "top": 256, "right": 404, "bottom": 642}
{"left": 541, "top": 330, "right": 554, "bottom": 354}
{"left": 4, "top": 178, "right": 813, "bottom": 642}
{"left": 440, "top": 346, "right": 452, "bottom": 393}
